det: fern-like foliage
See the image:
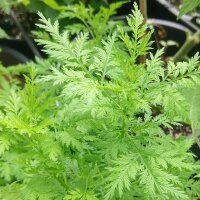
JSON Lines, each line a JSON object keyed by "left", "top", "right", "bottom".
{"left": 0, "top": 3, "right": 200, "bottom": 200}
{"left": 58, "top": 2, "right": 125, "bottom": 42}
{"left": 118, "top": 5, "right": 152, "bottom": 64}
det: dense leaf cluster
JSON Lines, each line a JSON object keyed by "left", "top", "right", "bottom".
{"left": 0, "top": 3, "right": 200, "bottom": 200}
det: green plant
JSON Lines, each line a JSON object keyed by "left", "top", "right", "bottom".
{"left": 0, "top": 0, "right": 23, "bottom": 13}
{"left": 0, "top": 0, "right": 110, "bottom": 20}
{"left": 172, "top": 0, "right": 200, "bottom": 142}
{"left": 58, "top": 2, "right": 125, "bottom": 42}
{"left": 0, "top": 0, "right": 112, "bottom": 43}
{"left": 0, "top": 3, "right": 200, "bottom": 200}
{"left": 179, "top": 0, "right": 200, "bottom": 17}
{"left": 172, "top": 30, "right": 200, "bottom": 62}
{"left": 0, "top": 0, "right": 76, "bottom": 14}
{"left": 0, "top": 28, "right": 9, "bottom": 39}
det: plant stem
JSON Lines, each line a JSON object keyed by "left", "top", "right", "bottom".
{"left": 139, "top": 0, "right": 147, "bottom": 63}
{"left": 172, "top": 30, "right": 200, "bottom": 62}
{"left": 139, "top": 0, "right": 147, "bottom": 23}
{"left": 79, "top": 17, "right": 95, "bottom": 39}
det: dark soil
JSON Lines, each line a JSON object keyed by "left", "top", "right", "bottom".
{"left": 165, "top": 123, "right": 192, "bottom": 138}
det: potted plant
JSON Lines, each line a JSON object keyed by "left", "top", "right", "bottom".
{"left": 0, "top": 2, "right": 200, "bottom": 199}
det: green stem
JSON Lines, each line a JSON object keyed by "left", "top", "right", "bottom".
{"left": 79, "top": 17, "right": 95, "bottom": 39}
{"left": 172, "top": 30, "right": 200, "bottom": 62}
